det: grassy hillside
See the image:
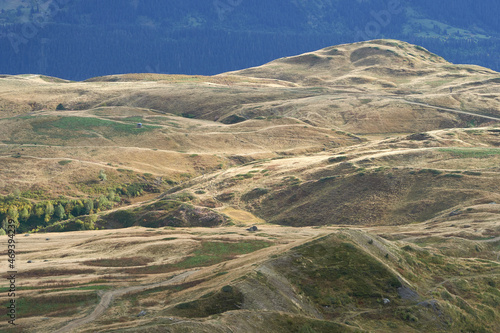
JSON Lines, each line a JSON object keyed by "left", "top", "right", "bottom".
{"left": 1, "top": 224, "right": 497, "bottom": 332}
{"left": 0, "top": 40, "right": 499, "bottom": 332}
{"left": 1, "top": 40, "right": 500, "bottom": 233}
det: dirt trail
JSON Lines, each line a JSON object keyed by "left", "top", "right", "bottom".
{"left": 477, "top": 236, "right": 500, "bottom": 243}
{"left": 347, "top": 92, "right": 500, "bottom": 122}
{"left": 394, "top": 98, "right": 500, "bottom": 122}
{"left": 53, "top": 270, "right": 198, "bottom": 333}
{"left": 427, "top": 272, "right": 500, "bottom": 295}
{"left": 0, "top": 154, "right": 109, "bottom": 168}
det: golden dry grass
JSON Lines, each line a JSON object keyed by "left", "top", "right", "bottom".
{"left": 0, "top": 40, "right": 499, "bottom": 332}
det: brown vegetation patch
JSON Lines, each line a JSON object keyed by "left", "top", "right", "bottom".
{"left": 83, "top": 256, "right": 154, "bottom": 267}
{"left": 18, "top": 268, "right": 96, "bottom": 278}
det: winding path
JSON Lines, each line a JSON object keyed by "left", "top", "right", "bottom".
{"left": 398, "top": 99, "right": 500, "bottom": 122}
{"left": 53, "top": 270, "right": 198, "bottom": 333}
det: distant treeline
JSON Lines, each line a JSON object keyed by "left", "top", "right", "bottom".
{"left": 0, "top": 26, "right": 352, "bottom": 80}
{"left": 1, "top": 0, "right": 500, "bottom": 80}
{"left": 2, "top": 25, "right": 500, "bottom": 81}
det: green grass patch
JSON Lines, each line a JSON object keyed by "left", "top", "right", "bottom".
{"left": 174, "top": 240, "right": 272, "bottom": 269}
{"left": 30, "top": 116, "right": 160, "bottom": 140}
{"left": 58, "top": 160, "right": 73, "bottom": 166}
{"left": 124, "top": 240, "right": 272, "bottom": 274}
{"left": 121, "top": 116, "right": 144, "bottom": 123}
{"left": 438, "top": 148, "right": 500, "bottom": 159}
{"left": 11, "top": 293, "right": 98, "bottom": 318}
{"left": 234, "top": 173, "right": 254, "bottom": 180}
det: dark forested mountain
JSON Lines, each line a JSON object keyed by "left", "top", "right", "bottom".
{"left": 1, "top": 0, "right": 500, "bottom": 80}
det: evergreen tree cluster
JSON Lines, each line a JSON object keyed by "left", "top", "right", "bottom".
{"left": 0, "top": 190, "right": 121, "bottom": 233}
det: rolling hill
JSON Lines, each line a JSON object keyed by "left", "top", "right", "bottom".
{"left": 0, "top": 40, "right": 499, "bottom": 332}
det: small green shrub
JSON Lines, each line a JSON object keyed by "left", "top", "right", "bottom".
{"left": 327, "top": 156, "right": 348, "bottom": 163}
{"left": 443, "top": 173, "right": 463, "bottom": 178}
{"left": 418, "top": 169, "right": 443, "bottom": 175}
{"left": 463, "top": 171, "right": 482, "bottom": 176}
{"left": 242, "top": 188, "right": 269, "bottom": 201}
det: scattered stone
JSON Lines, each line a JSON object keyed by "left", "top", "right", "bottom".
{"left": 246, "top": 225, "right": 258, "bottom": 232}
{"left": 25, "top": 234, "right": 30, "bottom": 236}
{"left": 383, "top": 298, "right": 390, "bottom": 305}
{"left": 43, "top": 260, "right": 49, "bottom": 262}
{"left": 449, "top": 210, "right": 462, "bottom": 217}
{"left": 46, "top": 238, "right": 50, "bottom": 241}
{"left": 27, "top": 260, "right": 32, "bottom": 263}
{"left": 137, "top": 310, "right": 147, "bottom": 317}
{"left": 489, "top": 202, "right": 497, "bottom": 205}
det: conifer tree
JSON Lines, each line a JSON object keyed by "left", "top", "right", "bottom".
{"left": 54, "top": 204, "right": 65, "bottom": 220}
{"left": 19, "top": 207, "right": 30, "bottom": 222}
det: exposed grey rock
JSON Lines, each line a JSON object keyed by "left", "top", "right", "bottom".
{"left": 246, "top": 225, "right": 258, "bottom": 232}
{"left": 397, "top": 285, "right": 420, "bottom": 302}
{"left": 137, "top": 310, "right": 147, "bottom": 317}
